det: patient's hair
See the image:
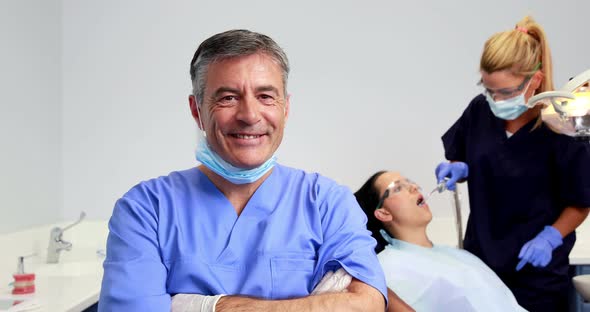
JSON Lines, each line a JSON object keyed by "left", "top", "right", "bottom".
{"left": 354, "top": 171, "right": 390, "bottom": 253}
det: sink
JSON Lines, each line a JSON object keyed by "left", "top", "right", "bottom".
{"left": 0, "top": 220, "right": 108, "bottom": 312}
{"left": 573, "top": 274, "right": 590, "bottom": 302}
{"left": 34, "top": 261, "right": 102, "bottom": 277}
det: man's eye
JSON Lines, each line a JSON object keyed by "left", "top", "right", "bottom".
{"left": 392, "top": 185, "right": 403, "bottom": 193}
{"left": 258, "top": 94, "right": 276, "bottom": 104}
{"left": 217, "top": 95, "right": 238, "bottom": 105}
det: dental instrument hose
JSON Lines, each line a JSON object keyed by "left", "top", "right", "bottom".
{"left": 452, "top": 189, "right": 464, "bottom": 249}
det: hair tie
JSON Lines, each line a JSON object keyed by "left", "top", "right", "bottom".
{"left": 515, "top": 26, "right": 528, "bottom": 34}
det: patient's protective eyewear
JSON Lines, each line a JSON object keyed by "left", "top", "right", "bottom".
{"left": 375, "top": 179, "right": 421, "bottom": 209}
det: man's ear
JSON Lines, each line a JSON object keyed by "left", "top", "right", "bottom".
{"left": 374, "top": 208, "right": 393, "bottom": 223}
{"left": 188, "top": 94, "right": 203, "bottom": 129}
{"left": 284, "top": 94, "right": 291, "bottom": 122}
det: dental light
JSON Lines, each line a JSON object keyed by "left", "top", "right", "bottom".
{"left": 528, "top": 69, "right": 590, "bottom": 141}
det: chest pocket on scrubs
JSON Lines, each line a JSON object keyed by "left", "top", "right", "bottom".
{"left": 270, "top": 257, "right": 316, "bottom": 299}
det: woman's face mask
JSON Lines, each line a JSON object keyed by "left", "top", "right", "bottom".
{"left": 484, "top": 78, "right": 533, "bottom": 120}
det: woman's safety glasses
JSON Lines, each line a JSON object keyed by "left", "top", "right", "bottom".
{"left": 478, "top": 62, "right": 541, "bottom": 101}
{"left": 375, "top": 179, "right": 421, "bottom": 209}
{"left": 478, "top": 76, "right": 532, "bottom": 101}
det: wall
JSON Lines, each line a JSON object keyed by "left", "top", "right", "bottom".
{"left": 42, "top": 0, "right": 590, "bottom": 222}
{"left": 0, "top": 0, "right": 61, "bottom": 233}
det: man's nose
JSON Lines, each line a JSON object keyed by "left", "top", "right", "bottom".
{"left": 236, "top": 95, "right": 261, "bottom": 124}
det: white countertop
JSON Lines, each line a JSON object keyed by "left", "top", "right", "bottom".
{"left": 0, "top": 221, "right": 107, "bottom": 312}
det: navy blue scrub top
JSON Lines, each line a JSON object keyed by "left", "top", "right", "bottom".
{"left": 442, "top": 94, "right": 590, "bottom": 275}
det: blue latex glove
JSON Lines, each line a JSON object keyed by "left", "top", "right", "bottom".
{"left": 435, "top": 162, "right": 468, "bottom": 191}
{"left": 516, "top": 226, "right": 563, "bottom": 271}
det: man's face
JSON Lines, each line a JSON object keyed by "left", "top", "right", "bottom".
{"left": 190, "top": 53, "right": 289, "bottom": 169}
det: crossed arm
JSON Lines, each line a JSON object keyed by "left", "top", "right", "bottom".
{"left": 171, "top": 272, "right": 417, "bottom": 312}
{"left": 171, "top": 282, "right": 418, "bottom": 312}
{"left": 214, "top": 278, "right": 385, "bottom": 312}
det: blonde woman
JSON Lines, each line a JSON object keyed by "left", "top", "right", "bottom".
{"left": 436, "top": 16, "right": 590, "bottom": 311}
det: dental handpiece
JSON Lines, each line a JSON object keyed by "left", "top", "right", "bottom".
{"left": 422, "top": 180, "right": 448, "bottom": 205}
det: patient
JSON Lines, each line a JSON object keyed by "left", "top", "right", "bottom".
{"left": 354, "top": 171, "right": 527, "bottom": 312}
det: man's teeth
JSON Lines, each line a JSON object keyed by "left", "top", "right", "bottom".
{"left": 417, "top": 198, "right": 424, "bottom": 206}
{"left": 234, "top": 134, "right": 261, "bottom": 139}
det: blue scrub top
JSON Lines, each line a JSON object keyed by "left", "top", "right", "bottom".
{"left": 442, "top": 94, "right": 590, "bottom": 280}
{"left": 98, "top": 164, "right": 387, "bottom": 311}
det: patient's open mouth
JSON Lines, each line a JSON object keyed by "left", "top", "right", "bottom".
{"left": 417, "top": 196, "right": 425, "bottom": 206}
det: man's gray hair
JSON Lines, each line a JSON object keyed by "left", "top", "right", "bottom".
{"left": 190, "top": 29, "right": 290, "bottom": 105}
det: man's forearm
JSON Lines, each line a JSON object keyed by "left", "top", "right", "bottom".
{"left": 216, "top": 292, "right": 382, "bottom": 312}
{"left": 215, "top": 279, "right": 385, "bottom": 312}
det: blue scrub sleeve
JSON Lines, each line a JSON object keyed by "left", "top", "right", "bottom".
{"left": 313, "top": 183, "right": 388, "bottom": 304}
{"left": 557, "top": 139, "right": 590, "bottom": 208}
{"left": 98, "top": 195, "right": 170, "bottom": 312}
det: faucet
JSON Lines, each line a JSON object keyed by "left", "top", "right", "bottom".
{"left": 46, "top": 212, "right": 86, "bottom": 263}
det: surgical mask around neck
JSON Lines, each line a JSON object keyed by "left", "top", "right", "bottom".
{"left": 194, "top": 106, "right": 276, "bottom": 184}
{"left": 195, "top": 136, "right": 276, "bottom": 184}
{"left": 485, "top": 82, "right": 531, "bottom": 120}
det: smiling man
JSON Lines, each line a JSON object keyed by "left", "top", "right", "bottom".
{"left": 98, "top": 30, "right": 387, "bottom": 312}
